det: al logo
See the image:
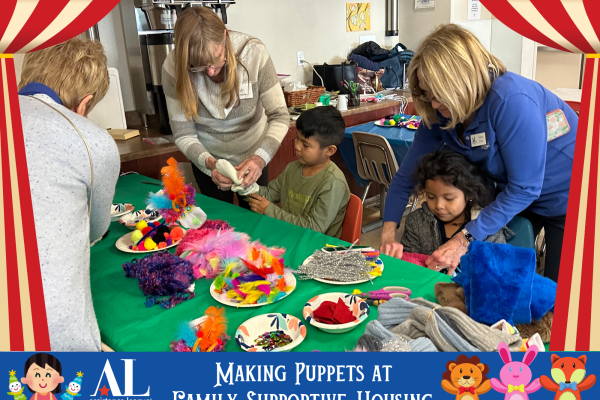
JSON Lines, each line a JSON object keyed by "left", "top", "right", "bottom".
{"left": 92, "top": 360, "right": 150, "bottom": 399}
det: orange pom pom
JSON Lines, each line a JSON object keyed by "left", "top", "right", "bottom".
{"left": 157, "top": 242, "right": 167, "bottom": 249}
{"left": 170, "top": 226, "right": 184, "bottom": 242}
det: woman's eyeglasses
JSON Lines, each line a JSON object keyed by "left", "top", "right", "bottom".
{"left": 412, "top": 88, "right": 434, "bottom": 103}
{"left": 189, "top": 58, "right": 227, "bottom": 73}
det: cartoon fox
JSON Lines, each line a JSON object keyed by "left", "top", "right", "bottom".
{"left": 539, "top": 355, "right": 596, "bottom": 400}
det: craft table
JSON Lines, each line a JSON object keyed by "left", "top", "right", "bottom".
{"left": 91, "top": 174, "right": 452, "bottom": 352}
{"left": 339, "top": 121, "right": 417, "bottom": 187}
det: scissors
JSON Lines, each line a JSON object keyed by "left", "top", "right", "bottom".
{"left": 355, "top": 286, "right": 411, "bottom": 301}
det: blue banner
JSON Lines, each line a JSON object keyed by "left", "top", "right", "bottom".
{"left": 1, "top": 352, "right": 598, "bottom": 400}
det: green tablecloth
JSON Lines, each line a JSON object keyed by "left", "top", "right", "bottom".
{"left": 90, "top": 174, "right": 452, "bottom": 352}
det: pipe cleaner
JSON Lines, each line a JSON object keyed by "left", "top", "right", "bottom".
{"left": 170, "top": 306, "right": 229, "bottom": 352}
{"left": 146, "top": 157, "right": 207, "bottom": 229}
{"left": 122, "top": 251, "right": 195, "bottom": 309}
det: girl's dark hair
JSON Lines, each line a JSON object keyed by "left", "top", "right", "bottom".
{"left": 24, "top": 353, "right": 62, "bottom": 394}
{"left": 413, "top": 150, "right": 495, "bottom": 220}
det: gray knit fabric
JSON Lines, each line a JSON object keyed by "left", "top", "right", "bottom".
{"left": 409, "top": 337, "right": 439, "bottom": 352}
{"left": 376, "top": 298, "right": 523, "bottom": 352}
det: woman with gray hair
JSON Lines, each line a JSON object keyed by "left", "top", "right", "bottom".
{"left": 18, "top": 38, "right": 120, "bottom": 351}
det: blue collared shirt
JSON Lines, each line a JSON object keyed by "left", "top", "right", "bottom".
{"left": 385, "top": 71, "right": 577, "bottom": 240}
{"left": 18, "top": 82, "right": 63, "bottom": 105}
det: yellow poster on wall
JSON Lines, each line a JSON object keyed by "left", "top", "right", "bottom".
{"left": 346, "top": 3, "right": 371, "bottom": 32}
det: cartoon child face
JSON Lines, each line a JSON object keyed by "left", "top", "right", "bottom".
{"left": 68, "top": 383, "right": 81, "bottom": 393}
{"left": 21, "top": 363, "right": 64, "bottom": 394}
{"left": 9, "top": 382, "right": 21, "bottom": 393}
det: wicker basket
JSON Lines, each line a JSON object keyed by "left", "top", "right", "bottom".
{"left": 283, "top": 85, "right": 326, "bottom": 107}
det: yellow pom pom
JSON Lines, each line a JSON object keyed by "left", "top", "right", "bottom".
{"left": 352, "top": 289, "right": 362, "bottom": 295}
{"left": 389, "top": 120, "right": 396, "bottom": 126}
{"left": 131, "top": 230, "right": 144, "bottom": 245}
{"left": 136, "top": 220, "right": 148, "bottom": 231}
{"left": 144, "top": 238, "right": 157, "bottom": 250}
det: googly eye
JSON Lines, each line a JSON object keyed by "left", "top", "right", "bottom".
{"left": 509, "top": 367, "right": 512, "bottom": 372}
{"left": 520, "top": 367, "right": 523, "bottom": 372}
{"left": 181, "top": 212, "right": 186, "bottom": 218}
{"left": 186, "top": 206, "right": 192, "bottom": 211}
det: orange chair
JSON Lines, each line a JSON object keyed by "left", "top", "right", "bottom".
{"left": 340, "top": 194, "right": 363, "bottom": 244}
{"left": 565, "top": 100, "right": 581, "bottom": 116}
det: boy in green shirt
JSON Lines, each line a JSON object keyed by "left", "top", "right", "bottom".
{"left": 248, "top": 106, "right": 351, "bottom": 238}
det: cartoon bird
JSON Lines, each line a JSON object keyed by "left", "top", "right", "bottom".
{"left": 540, "top": 355, "right": 596, "bottom": 400}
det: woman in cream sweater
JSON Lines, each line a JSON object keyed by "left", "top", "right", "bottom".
{"left": 163, "top": 7, "right": 289, "bottom": 207}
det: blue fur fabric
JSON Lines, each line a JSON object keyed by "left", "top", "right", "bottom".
{"left": 454, "top": 241, "right": 555, "bottom": 325}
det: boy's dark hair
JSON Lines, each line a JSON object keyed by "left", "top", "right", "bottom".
{"left": 296, "top": 106, "right": 346, "bottom": 148}
{"left": 24, "top": 353, "right": 62, "bottom": 394}
{"left": 413, "top": 150, "right": 496, "bottom": 220}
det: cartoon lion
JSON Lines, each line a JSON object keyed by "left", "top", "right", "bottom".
{"left": 540, "top": 354, "right": 596, "bottom": 400}
{"left": 442, "top": 355, "right": 492, "bottom": 400}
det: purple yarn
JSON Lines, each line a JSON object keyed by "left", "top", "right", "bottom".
{"left": 122, "top": 251, "right": 195, "bottom": 308}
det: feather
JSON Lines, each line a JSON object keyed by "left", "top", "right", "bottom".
{"left": 175, "top": 321, "right": 198, "bottom": 348}
{"left": 161, "top": 158, "right": 187, "bottom": 207}
{"left": 239, "top": 289, "right": 265, "bottom": 306}
{"left": 221, "top": 233, "right": 251, "bottom": 259}
{"left": 146, "top": 191, "right": 173, "bottom": 210}
{"left": 196, "top": 306, "right": 227, "bottom": 352}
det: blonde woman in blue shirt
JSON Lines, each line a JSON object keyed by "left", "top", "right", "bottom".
{"left": 380, "top": 24, "right": 577, "bottom": 282}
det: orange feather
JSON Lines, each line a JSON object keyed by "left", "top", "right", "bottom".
{"left": 196, "top": 306, "right": 228, "bottom": 352}
{"left": 161, "top": 157, "right": 186, "bottom": 207}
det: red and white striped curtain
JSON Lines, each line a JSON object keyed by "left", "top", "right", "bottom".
{"left": 481, "top": 0, "right": 600, "bottom": 351}
{"left": 0, "top": 0, "right": 120, "bottom": 351}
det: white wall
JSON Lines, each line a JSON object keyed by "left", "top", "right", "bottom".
{"left": 226, "top": 0, "right": 389, "bottom": 83}
{"left": 397, "top": 0, "right": 451, "bottom": 51}
{"left": 97, "top": 5, "right": 136, "bottom": 112}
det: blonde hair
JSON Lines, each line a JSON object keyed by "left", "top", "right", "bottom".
{"left": 409, "top": 24, "right": 506, "bottom": 130}
{"left": 174, "top": 7, "right": 241, "bottom": 120}
{"left": 18, "top": 38, "right": 109, "bottom": 114}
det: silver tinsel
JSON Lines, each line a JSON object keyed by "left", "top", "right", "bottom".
{"left": 380, "top": 337, "right": 411, "bottom": 352}
{"left": 295, "top": 250, "right": 374, "bottom": 282}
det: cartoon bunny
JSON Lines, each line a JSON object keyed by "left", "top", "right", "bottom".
{"left": 490, "top": 342, "right": 542, "bottom": 400}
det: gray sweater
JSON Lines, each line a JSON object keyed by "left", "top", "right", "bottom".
{"left": 401, "top": 203, "right": 513, "bottom": 255}
{"left": 21, "top": 94, "right": 120, "bottom": 351}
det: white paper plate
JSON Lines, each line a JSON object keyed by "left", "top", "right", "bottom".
{"left": 303, "top": 292, "right": 370, "bottom": 334}
{"left": 115, "top": 231, "right": 180, "bottom": 254}
{"left": 209, "top": 271, "right": 296, "bottom": 308}
{"left": 235, "top": 313, "right": 306, "bottom": 352}
{"left": 302, "top": 253, "right": 384, "bottom": 285}
{"left": 119, "top": 210, "right": 162, "bottom": 230}
{"left": 374, "top": 120, "right": 419, "bottom": 130}
{"left": 110, "top": 203, "right": 134, "bottom": 221}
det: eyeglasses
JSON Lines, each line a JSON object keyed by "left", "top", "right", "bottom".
{"left": 189, "top": 58, "right": 227, "bottom": 73}
{"left": 412, "top": 87, "right": 434, "bottom": 103}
